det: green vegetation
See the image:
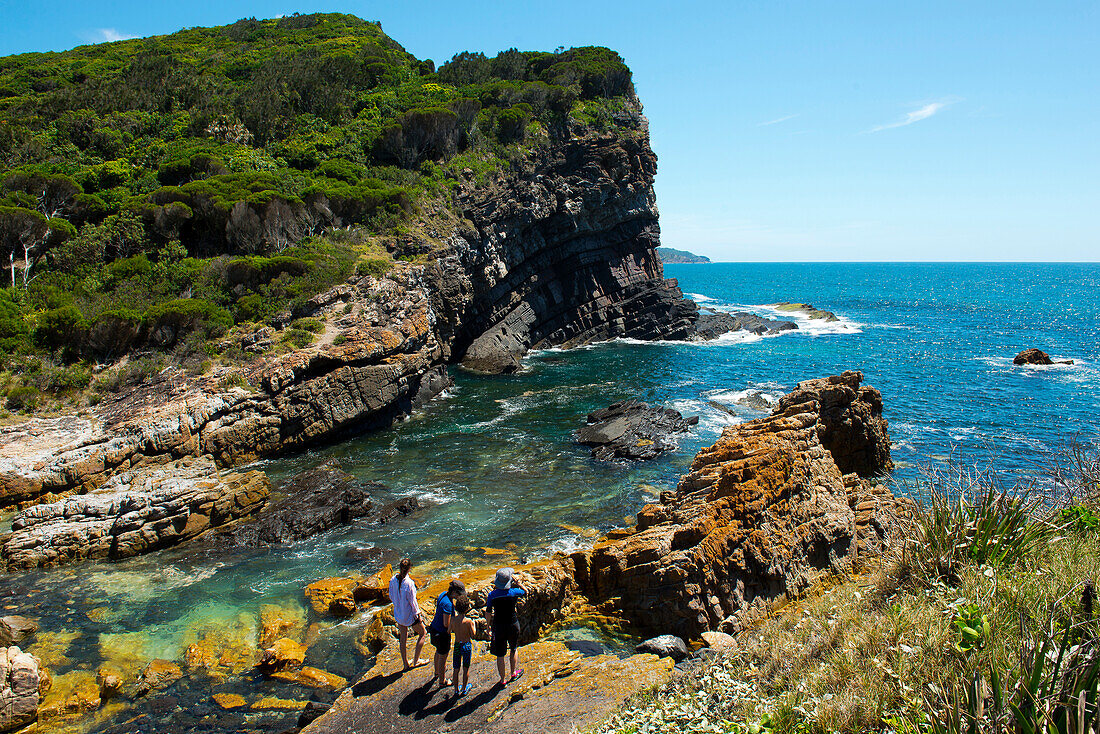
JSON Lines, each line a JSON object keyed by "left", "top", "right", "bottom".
{"left": 0, "top": 13, "right": 638, "bottom": 411}
{"left": 594, "top": 446, "right": 1100, "bottom": 734}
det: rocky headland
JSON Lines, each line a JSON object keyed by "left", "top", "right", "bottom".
{"left": 656, "top": 247, "right": 711, "bottom": 264}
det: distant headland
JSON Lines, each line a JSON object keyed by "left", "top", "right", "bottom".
{"left": 656, "top": 247, "right": 711, "bottom": 263}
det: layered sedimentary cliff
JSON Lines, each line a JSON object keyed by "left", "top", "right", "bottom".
{"left": 0, "top": 99, "right": 697, "bottom": 518}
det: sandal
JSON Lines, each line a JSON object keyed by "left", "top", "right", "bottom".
{"left": 509, "top": 668, "right": 524, "bottom": 683}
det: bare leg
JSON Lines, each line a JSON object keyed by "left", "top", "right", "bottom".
{"left": 496, "top": 655, "right": 507, "bottom": 685}
{"left": 412, "top": 621, "right": 427, "bottom": 666}
{"left": 398, "top": 625, "right": 410, "bottom": 669}
{"left": 462, "top": 663, "right": 469, "bottom": 691}
{"left": 509, "top": 648, "right": 518, "bottom": 678}
{"left": 453, "top": 664, "right": 460, "bottom": 694}
{"left": 434, "top": 651, "right": 446, "bottom": 684}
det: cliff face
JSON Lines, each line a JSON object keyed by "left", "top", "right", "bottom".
{"left": 426, "top": 103, "right": 696, "bottom": 372}
{"left": 0, "top": 101, "right": 696, "bottom": 513}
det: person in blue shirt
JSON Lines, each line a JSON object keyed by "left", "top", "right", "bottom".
{"left": 486, "top": 567, "right": 526, "bottom": 686}
{"left": 427, "top": 579, "right": 466, "bottom": 688}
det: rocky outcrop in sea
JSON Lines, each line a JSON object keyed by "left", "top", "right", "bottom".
{"left": 576, "top": 399, "right": 699, "bottom": 460}
{"left": 1014, "top": 348, "right": 1073, "bottom": 366}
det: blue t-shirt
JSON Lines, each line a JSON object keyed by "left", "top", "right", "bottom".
{"left": 486, "top": 586, "right": 526, "bottom": 629}
{"left": 428, "top": 591, "right": 454, "bottom": 633}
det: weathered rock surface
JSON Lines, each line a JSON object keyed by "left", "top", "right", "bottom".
{"left": 1, "top": 456, "right": 269, "bottom": 571}
{"left": 693, "top": 310, "right": 797, "bottom": 340}
{"left": 771, "top": 302, "right": 839, "bottom": 322}
{"left": 1014, "top": 348, "right": 1073, "bottom": 366}
{"left": 205, "top": 462, "right": 382, "bottom": 547}
{"left": 300, "top": 637, "right": 672, "bottom": 734}
{"left": 0, "top": 275, "right": 445, "bottom": 511}
{"left": 775, "top": 370, "right": 893, "bottom": 477}
{"left": 576, "top": 399, "right": 699, "bottom": 460}
{"left": 1, "top": 646, "right": 43, "bottom": 733}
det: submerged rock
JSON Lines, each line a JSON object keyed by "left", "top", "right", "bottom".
{"left": 0, "top": 616, "right": 37, "bottom": 647}
{"left": 693, "top": 310, "right": 797, "bottom": 340}
{"left": 635, "top": 635, "right": 690, "bottom": 661}
{"left": 135, "top": 659, "right": 182, "bottom": 696}
{"left": 576, "top": 399, "right": 698, "bottom": 460}
{"left": 1, "top": 457, "right": 269, "bottom": 571}
{"left": 1014, "top": 348, "right": 1073, "bottom": 365}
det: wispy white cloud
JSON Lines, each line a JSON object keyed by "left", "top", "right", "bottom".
{"left": 867, "top": 99, "right": 958, "bottom": 133}
{"left": 83, "top": 28, "right": 139, "bottom": 44}
{"left": 757, "top": 113, "right": 799, "bottom": 127}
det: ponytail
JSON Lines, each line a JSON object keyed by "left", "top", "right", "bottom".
{"left": 398, "top": 558, "right": 411, "bottom": 581}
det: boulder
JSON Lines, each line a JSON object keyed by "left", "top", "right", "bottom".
{"left": 304, "top": 576, "right": 363, "bottom": 616}
{"left": 635, "top": 635, "right": 690, "bottom": 661}
{"left": 1014, "top": 348, "right": 1073, "bottom": 366}
{"left": 95, "top": 666, "right": 122, "bottom": 701}
{"left": 1, "top": 457, "right": 270, "bottom": 571}
{"left": 700, "top": 631, "right": 737, "bottom": 653}
{"left": 375, "top": 497, "right": 422, "bottom": 525}
{"left": 576, "top": 399, "right": 699, "bottom": 460}
{"left": 0, "top": 646, "right": 42, "bottom": 733}
{"left": 212, "top": 692, "right": 247, "bottom": 710}
{"left": 270, "top": 666, "right": 346, "bottom": 690}
{"left": 0, "top": 617, "right": 36, "bottom": 647}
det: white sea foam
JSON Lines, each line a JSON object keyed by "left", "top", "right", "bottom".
{"left": 667, "top": 398, "right": 743, "bottom": 434}
{"left": 747, "top": 303, "right": 864, "bottom": 335}
{"left": 546, "top": 534, "right": 594, "bottom": 555}
{"left": 706, "top": 387, "right": 783, "bottom": 408}
{"left": 686, "top": 292, "right": 716, "bottom": 303}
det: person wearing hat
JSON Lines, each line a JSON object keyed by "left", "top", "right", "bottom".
{"left": 485, "top": 567, "right": 527, "bottom": 686}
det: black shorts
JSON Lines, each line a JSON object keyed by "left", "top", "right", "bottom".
{"left": 430, "top": 629, "right": 451, "bottom": 655}
{"left": 489, "top": 623, "right": 519, "bottom": 657}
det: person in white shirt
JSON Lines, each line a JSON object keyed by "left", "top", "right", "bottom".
{"left": 388, "top": 557, "right": 426, "bottom": 669}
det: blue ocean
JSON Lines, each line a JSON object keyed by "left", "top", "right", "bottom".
{"left": 9, "top": 262, "right": 1100, "bottom": 733}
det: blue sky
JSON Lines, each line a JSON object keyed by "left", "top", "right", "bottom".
{"left": 1, "top": 0, "right": 1096, "bottom": 261}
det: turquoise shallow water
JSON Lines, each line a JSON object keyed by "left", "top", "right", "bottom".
{"left": 4, "top": 263, "right": 1099, "bottom": 732}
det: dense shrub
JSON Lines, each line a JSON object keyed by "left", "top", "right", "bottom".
{"left": 6, "top": 385, "right": 40, "bottom": 411}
